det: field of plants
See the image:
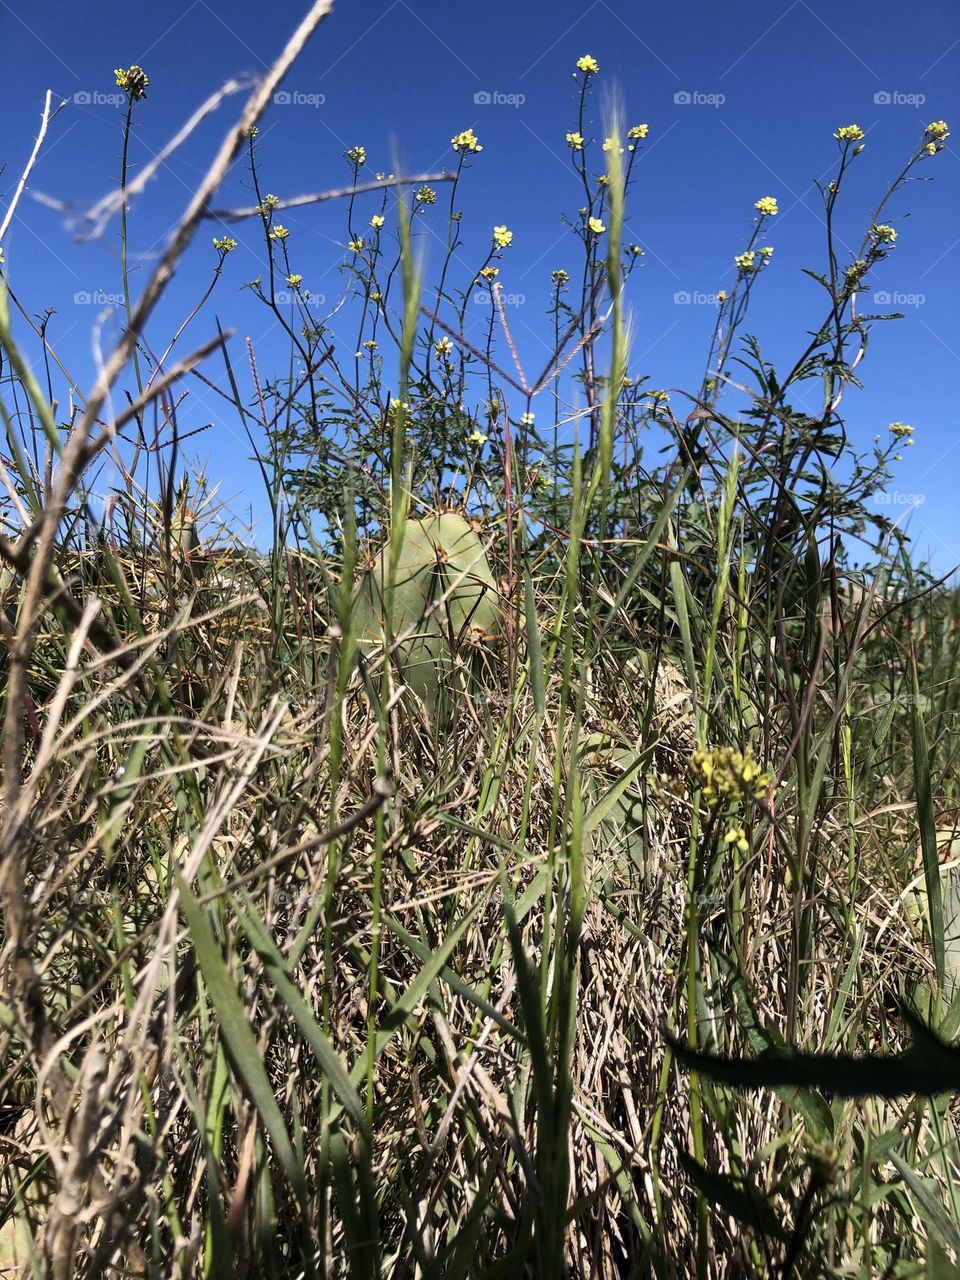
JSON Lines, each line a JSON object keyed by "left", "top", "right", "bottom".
{"left": 2, "top": 4, "right": 960, "bottom": 1276}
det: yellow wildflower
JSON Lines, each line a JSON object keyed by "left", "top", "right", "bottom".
{"left": 269, "top": 225, "right": 289, "bottom": 241}
{"left": 348, "top": 237, "right": 365, "bottom": 252}
{"left": 577, "top": 55, "right": 600, "bottom": 74}
{"left": 434, "top": 336, "right": 454, "bottom": 360}
{"left": 286, "top": 273, "right": 302, "bottom": 287}
{"left": 734, "top": 251, "right": 756, "bottom": 271}
{"left": 451, "top": 128, "right": 482, "bottom": 153}
{"left": 479, "top": 266, "right": 499, "bottom": 280}
{"left": 835, "top": 124, "right": 864, "bottom": 142}
{"left": 690, "top": 746, "right": 772, "bottom": 808}
{"left": 754, "top": 196, "right": 778, "bottom": 216}
{"left": 724, "top": 826, "right": 750, "bottom": 854}
{"left": 467, "top": 429, "right": 489, "bottom": 445}
{"left": 370, "top": 214, "right": 385, "bottom": 229}
{"left": 588, "top": 217, "right": 606, "bottom": 234}
{"left": 566, "top": 131, "right": 585, "bottom": 150}
{"left": 870, "top": 224, "right": 897, "bottom": 244}
{"left": 346, "top": 145, "right": 366, "bottom": 166}
{"left": 492, "top": 225, "right": 513, "bottom": 248}
{"left": 114, "top": 65, "right": 149, "bottom": 100}
{"left": 416, "top": 185, "right": 437, "bottom": 204}
{"left": 213, "top": 236, "right": 237, "bottom": 253}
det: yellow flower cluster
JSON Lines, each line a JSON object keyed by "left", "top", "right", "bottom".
{"left": 416, "top": 185, "right": 437, "bottom": 205}
{"left": 758, "top": 246, "right": 773, "bottom": 261}
{"left": 922, "top": 120, "right": 949, "bottom": 155}
{"left": 844, "top": 258, "right": 867, "bottom": 285}
{"left": 566, "top": 131, "right": 585, "bottom": 150}
{"left": 213, "top": 236, "right": 237, "bottom": 253}
{"left": 724, "top": 825, "right": 749, "bottom": 854}
{"left": 628, "top": 123, "right": 649, "bottom": 140}
{"left": 869, "top": 223, "right": 897, "bottom": 244}
{"left": 467, "top": 429, "right": 489, "bottom": 445}
{"left": 286, "top": 273, "right": 302, "bottom": 287}
{"left": 754, "top": 196, "right": 778, "bottom": 216}
{"left": 346, "top": 145, "right": 366, "bottom": 166}
{"left": 479, "top": 266, "right": 499, "bottom": 280}
{"left": 552, "top": 268, "right": 569, "bottom": 285}
{"left": 260, "top": 194, "right": 280, "bottom": 212}
{"left": 114, "top": 65, "right": 149, "bottom": 100}
{"left": 370, "top": 214, "right": 385, "bottom": 229}
{"left": 588, "top": 216, "right": 606, "bottom": 234}
{"left": 492, "top": 225, "right": 513, "bottom": 248}
{"left": 269, "top": 225, "right": 289, "bottom": 241}
{"left": 435, "top": 336, "right": 454, "bottom": 360}
{"left": 452, "top": 128, "right": 483, "bottom": 153}
{"left": 889, "top": 421, "right": 914, "bottom": 444}
{"left": 835, "top": 124, "right": 864, "bottom": 142}
{"left": 348, "top": 237, "right": 364, "bottom": 252}
{"left": 577, "top": 54, "right": 600, "bottom": 74}
{"left": 734, "top": 251, "right": 756, "bottom": 271}
{"left": 690, "top": 746, "right": 771, "bottom": 807}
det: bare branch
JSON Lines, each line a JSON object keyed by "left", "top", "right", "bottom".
{"left": 206, "top": 170, "right": 456, "bottom": 220}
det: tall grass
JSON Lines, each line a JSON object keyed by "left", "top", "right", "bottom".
{"left": 1, "top": 17, "right": 958, "bottom": 1279}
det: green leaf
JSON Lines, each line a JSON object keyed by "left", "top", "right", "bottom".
{"left": 678, "top": 1152, "right": 789, "bottom": 1242}
{"left": 177, "top": 873, "right": 304, "bottom": 1201}
{"left": 234, "top": 896, "right": 364, "bottom": 1124}
{"left": 889, "top": 1151, "right": 960, "bottom": 1255}
{"left": 913, "top": 648, "right": 945, "bottom": 990}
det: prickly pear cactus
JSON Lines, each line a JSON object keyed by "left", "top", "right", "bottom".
{"left": 351, "top": 511, "right": 500, "bottom": 712}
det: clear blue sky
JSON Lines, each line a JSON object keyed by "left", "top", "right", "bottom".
{"left": 2, "top": 0, "right": 958, "bottom": 570}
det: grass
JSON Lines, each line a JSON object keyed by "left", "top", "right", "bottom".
{"left": 1, "top": 15, "right": 959, "bottom": 1279}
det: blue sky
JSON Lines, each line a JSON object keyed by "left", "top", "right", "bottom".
{"left": 1, "top": 0, "right": 958, "bottom": 569}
